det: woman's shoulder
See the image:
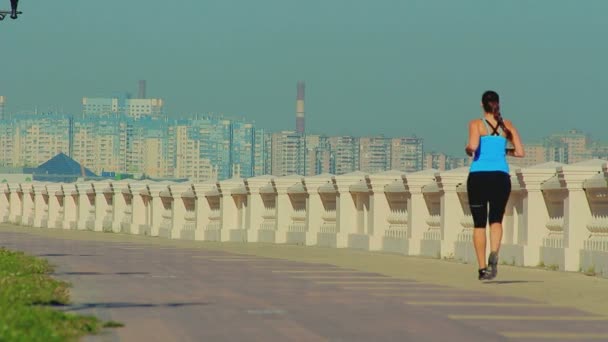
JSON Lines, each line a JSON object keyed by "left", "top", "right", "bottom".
{"left": 468, "top": 118, "right": 483, "bottom": 125}
{"left": 503, "top": 118, "right": 516, "bottom": 129}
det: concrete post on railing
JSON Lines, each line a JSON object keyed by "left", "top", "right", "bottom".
{"left": 62, "top": 183, "right": 78, "bottom": 230}
{"left": 45, "top": 183, "right": 64, "bottom": 229}
{"left": 147, "top": 183, "right": 170, "bottom": 237}
{"left": 347, "top": 176, "right": 372, "bottom": 250}
{"left": 275, "top": 175, "right": 304, "bottom": 244}
{"left": 32, "top": 183, "right": 48, "bottom": 228}
{"left": 169, "top": 183, "right": 192, "bottom": 239}
{"left": 16, "top": 184, "right": 27, "bottom": 226}
{"left": 193, "top": 181, "right": 221, "bottom": 241}
{"left": 435, "top": 167, "right": 469, "bottom": 259}
{"left": 562, "top": 160, "right": 606, "bottom": 271}
{"left": 94, "top": 181, "right": 113, "bottom": 232}
{"left": 21, "top": 184, "right": 35, "bottom": 227}
{"left": 0, "top": 183, "right": 10, "bottom": 223}
{"left": 454, "top": 182, "right": 475, "bottom": 263}
{"left": 7, "top": 183, "right": 22, "bottom": 224}
{"left": 220, "top": 178, "right": 245, "bottom": 242}
{"left": 334, "top": 172, "right": 367, "bottom": 248}
{"left": 581, "top": 162, "right": 608, "bottom": 275}
{"left": 110, "top": 181, "right": 130, "bottom": 233}
{"left": 118, "top": 182, "right": 135, "bottom": 234}
{"left": 285, "top": 180, "right": 308, "bottom": 245}
{"left": 501, "top": 162, "right": 562, "bottom": 267}
{"left": 404, "top": 169, "right": 437, "bottom": 256}
{"left": 136, "top": 184, "right": 153, "bottom": 236}
{"left": 316, "top": 175, "right": 339, "bottom": 247}
{"left": 304, "top": 174, "right": 334, "bottom": 246}
{"left": 127, "top": 182, "right": 150, "bottom": 236}
{"left": 75, "top": 182, "right": 94, "bottom": 231}
{"left": 420, "top": 175, "right": 442, "bottom": 258}
{"left": 244, "top": 175, "right": 275, "bottom": 243}
{"left": 368, "top": 171, "right": 405, "bottom": 252}
{"left": 178, "top": 184, "right": 197, "bottom": 240}
{"left": 540, "top": 160, "right": 606, "bottom": 271}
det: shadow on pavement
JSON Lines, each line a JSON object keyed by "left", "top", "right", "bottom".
{"left": 483, "top": 280, "right": 544, "bottom": 285}
{"left": 55, "top": 271, "right": 150, "bottom": 276}
{"left": 37, "top": 253, "right": 97, "bottom": 257}
{"left": 59, "top": 302, "right": 212, "bottom": 311}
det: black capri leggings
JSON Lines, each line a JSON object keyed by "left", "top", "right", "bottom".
{"left": 466, "top": 171, "right": 511, "bottom": 228}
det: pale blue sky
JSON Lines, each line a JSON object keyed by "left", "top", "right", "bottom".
{"left": 1, "top": 0, "right": 607, "bottom": 154}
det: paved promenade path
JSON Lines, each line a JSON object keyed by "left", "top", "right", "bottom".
{"left": 2, "top": 224, "right": 608, "bottom": 342}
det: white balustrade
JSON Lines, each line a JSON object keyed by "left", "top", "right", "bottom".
{"left": 1, "top": 159, "right": 607, "bottom": 277}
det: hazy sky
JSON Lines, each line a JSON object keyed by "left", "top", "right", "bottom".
{"left": 1, "top": 0, "right": 607, "bottom": 154}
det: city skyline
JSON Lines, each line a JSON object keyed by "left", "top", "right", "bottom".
{"left": 2, "top": 1, "right": 607, "bottom": 156}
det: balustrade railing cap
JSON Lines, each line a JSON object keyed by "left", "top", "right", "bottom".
{"left": 169, "top": 183, "right": 193, "bottom": 193}
{"left": 434, "top": 167, "right": 468, "bottom": 189}
{"left": 275, "top": 176, "right": 304, "bottom": 192}
{"left": 219, "top": 177, "right": 244, "bottom": 188}
{"left": 6, "top": 183, "right": 19, "bottom": 191}
{"left": 583, "top": 172, "right": 608, "bottom": 190}
{"left": 192, "top": 181, "right": 219, "bottom": 194}
{"left": 336, "top": 171, "right": 367, "bottom": 180}
{"left": 318, "top": 182, "right": 338, "bottom": 194}
{"left": 287, "top": 183, "right": 306, "bottom": 195}
{"left": 349, "top": 180, "right": 371, "bottom": 193}
{"left": 245, "top": 175, "right": 275, "bottom": 187}
{"left": 110, "top": 180, "right": 131, "bottom": 193}
{"left": 129, "top": 182, "right": 151, "bottom": 192}
{"left": 147, "top": 183, "right": 169, "bottom": 194}
{"left": 368, "top": 170, "right": 404, "bottom": 183}
{"left": 516, "top": 161, "right": 563, "bottom": 174}
{"left": 421, "top": 181, "right": 440, "bottom": 194}
{"left": 62, "top": 183, "right": 77, "bottom": 192}
{"left": 385, "top": 179, "right": 406, "bottom": 193}
{"left": 303, "top": 174, "right": 334, "bottom": 187}
{"left": 403, "top": 169, "right": 437, "bottom": 189}
{"left": 45, "top": 184, "right": 63, "bottom": 192}
{"left": 91, "top": 181, "right": 111, "bottom": 191}
{"left": 230, "top": 184, "right": 248, "bottom": 196}
{"left": 32, "top": 183, "right": 47, "bottom": 192}
{"left": 21, "top": 184, "right": 34, "bottom": 194}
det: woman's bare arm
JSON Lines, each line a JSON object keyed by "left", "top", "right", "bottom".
{"left": 465, "top": 119, "right": 480, "bottom": 157}
{"left": 505, "top": 119, "right": 525, "bottom": 157}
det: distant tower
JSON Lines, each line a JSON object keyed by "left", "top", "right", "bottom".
{"left": 296, "top": 81, "right": 305, "bottom": 134}
{"left": 138, "top": 80, "right": 147, "bottom": 99}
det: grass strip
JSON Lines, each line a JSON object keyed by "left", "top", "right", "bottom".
{"left": 0, "top": 247, "right": 120, "bottom": 341}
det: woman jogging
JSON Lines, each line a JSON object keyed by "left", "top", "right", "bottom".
{"left": 465, "top": 90, "right": 525, "bottom": 280}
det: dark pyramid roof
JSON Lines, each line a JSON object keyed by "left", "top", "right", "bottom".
{"left": 34, "top": 153, "right": 97, "bottom": 177}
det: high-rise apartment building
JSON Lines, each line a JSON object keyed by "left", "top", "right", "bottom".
{"left": 0, "top": 118, "right": 15, "bottom": 167}
{"left": 0, "top": 96, "right": 5, "bottom": 120}
{"left": 305, "top": 135, "right": 332, "bottom": 176}
{"left": 82, "top": 95, "right": 164, "bottom": 120}
{"left": 71, "top": 116, "right": 130, "bottom": 175}
{"left": 263, "top": 132, "right": 273, "bottom": 175}
{"left": 424, "top": 152, "right": 448, "bottom": 171}
{"left": 359, "top": 136, "right": 390, "bottom": 173}
{"left": 252, "top": 129, "right": 268, "bottom": 177}
{"left": 544, "top": 129, "right": 591, "bottom": 164}
{"left": 271, "top": 131, "right": 305, "bottom": 176}
{"left": 329, "top": 136, "right": 360, "bottom": 175}
{"left": 8, "top": 114, "right": 72, "bottom": 167}
{"left": 390, "top": 137, "right": 424, "bottom": 172}
{"left": 508, "top": 143, "right": 546, "bottom": 168}
{"left": 171, "top": 122, "right": 214, "bottom": 182}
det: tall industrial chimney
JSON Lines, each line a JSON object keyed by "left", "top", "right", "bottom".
{"left": 138, "top": 80, "right": 147, "bottom": 99}
{"left": 296, "top": 81, "right": 305, "bottom": 134}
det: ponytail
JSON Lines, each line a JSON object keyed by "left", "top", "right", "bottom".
{"left": 490, "top": 103, "right": 513, "bottom": 141}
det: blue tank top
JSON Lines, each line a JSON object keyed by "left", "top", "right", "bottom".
{"left": 469, "top": 119, "right": 509, "bottom": 174}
